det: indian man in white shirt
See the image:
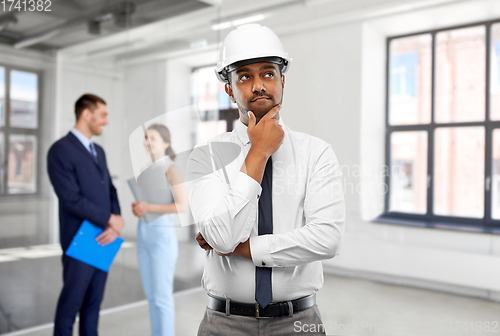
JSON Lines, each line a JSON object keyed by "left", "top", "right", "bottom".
{"left": 186, "top": 23, "right": 345, "bottom": 336}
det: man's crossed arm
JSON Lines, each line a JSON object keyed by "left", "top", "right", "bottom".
{"left": 196, "top": 232, "right": 252, "bottom": 259}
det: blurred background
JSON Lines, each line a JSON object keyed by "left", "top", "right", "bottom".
{"left": 1, "top": 0, "right": 500, "bottom": 335}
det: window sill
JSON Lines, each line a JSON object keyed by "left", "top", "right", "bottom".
{"left": 373, "top": 215, "right": 500, "bottom": 235}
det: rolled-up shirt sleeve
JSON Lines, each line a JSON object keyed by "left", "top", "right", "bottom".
{"left": 187, "top": 143, "right": 262, "bottom": 254}
{"left": 250, "top": 145, "right": 345, "bottom": 267}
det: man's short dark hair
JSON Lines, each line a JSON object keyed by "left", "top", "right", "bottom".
{"left": 75, "top": 94, "right": 106, "bottom": 121}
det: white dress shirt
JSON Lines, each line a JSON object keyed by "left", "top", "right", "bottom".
{"left": 186, "top": 115, "right": 345, "bottom": 303}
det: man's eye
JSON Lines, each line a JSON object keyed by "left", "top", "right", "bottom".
{"left": 264, "top": 72, "right": 274, "bottom": 77}
{"left": 239, "top": 75, "right": 249, "bottom": 81}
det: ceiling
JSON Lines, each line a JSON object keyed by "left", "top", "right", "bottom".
{"left": 0, "top": 0, "right": 212, "bottom": 51}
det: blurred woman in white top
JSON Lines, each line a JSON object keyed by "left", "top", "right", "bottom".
{"left": 132, "top": 124, "right": 187, "bottom": 336}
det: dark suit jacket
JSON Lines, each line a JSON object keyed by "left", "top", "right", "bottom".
{"left": 47, "top": 132, "right": 121, "bottom": 251}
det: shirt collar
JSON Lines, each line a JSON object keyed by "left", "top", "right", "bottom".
{"left": 234, "top": 114, "right": 285, "bottom": 147}
{"left": 71, "top": 128, "right": 92, "bottom": 150}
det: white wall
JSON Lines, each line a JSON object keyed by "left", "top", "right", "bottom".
{"left": 0, "top": 45, "right": 57, "bottom": 245}
{"left": 120, "top": 60, "right": 167, "bottom": 238}
{"left": 281, "top": 23, "right": 363, "bottom": 219}
{"left": 55, "top": 61, "right": 125, "bottom": 241}
{"left": 164, "top": 59, "right": 196, "bottom": 241}
{"left": 119, "top": 59, "right": 196, "bottom": 241}
{"left": 318, "top": 0, "right": 500, "bottom": 301}
{"left": 56, "top": 56, "right": 201, "bottom": 242}
{"left": 222, "top": 0, "right": 500, "bottom": 300}
{"left": 54, "top": 0, "right": 500, "bottom": 300}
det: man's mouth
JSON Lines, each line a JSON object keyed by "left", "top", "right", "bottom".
{"left": 252, "top": 96, "right": 271, "bottom": 102}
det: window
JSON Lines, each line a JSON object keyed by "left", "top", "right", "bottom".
{"left": 491, "top": 24, "right": 500, "bottom": 120}
{"left": 388, "top": 34, "right": 432, "bottom": 125}
{"left": 389, "top": 131, "right": 427, "bottom": 214}
{"left": 0, "top": 66, "right": 41, "bottom": 195}
{"left": 390, "top": 52, "right": 418, "bottom": 97}
{"left": 495, "top": 41, "right": 500, "bottom": 86}
{"left": 191, "top": 65, "right": 239, "bottom": 143}
{"left": 382, "top": 20, "right": 500, "bottom": 232}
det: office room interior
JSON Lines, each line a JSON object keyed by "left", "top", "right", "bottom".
{"left": 1, "top": 0, "right": 500, "bottom": 335}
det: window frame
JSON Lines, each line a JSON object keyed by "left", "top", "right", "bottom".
{"left": 378, "top": 18, "right": 500, "bottom": 234}
{"left": 191, "top": 64, "right": 239, "bottom": 132}
{"left": 0, "top": 64, "right": 43, "bottom": 198}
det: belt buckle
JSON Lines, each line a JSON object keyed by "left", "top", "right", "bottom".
{"left": 255, "top": 303, "right": 273, "bottom": 319}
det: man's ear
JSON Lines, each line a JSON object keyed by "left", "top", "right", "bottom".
{"left": 225, "top": 83, "right": 236, "bottom": 103}
{"left": 281, "top": 74, "right": 285, "bottom": 88}
{"left": 81, "top": 108, "right": 91, "bottom": 121}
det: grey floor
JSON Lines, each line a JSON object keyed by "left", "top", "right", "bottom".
{"left": 8, "top": 274, "right": 500, "bottom": 336}
{"left": 0, "top": 241, "right": 205, "bottom": 334}
{"left": 2, "top": 241, "right": 500, "bottom": 336}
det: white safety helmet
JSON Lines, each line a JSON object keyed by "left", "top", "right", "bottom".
{"left": 215, "top": 24, "right": 291, "bottom": 83}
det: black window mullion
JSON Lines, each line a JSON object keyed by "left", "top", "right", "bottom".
{"left": 5, "top": 66, "right": 10, "bottom": 128}
{"left": 0, "top": 129, "right": 7, "bottom": 196}
{"left": 486, "top": 24, "right": 492, "bottom": 123}
{"left": 219, "top": 108, "right": 239, "bottom": 132}
{"left": 1, "top": 66, "right": 11, "bottom": 195}
{"left": 36, "top": 70, "right": 42, "bottom": 197}
{"left": 384, "top": 129, "right": 391, "bottom": 213}
{"left": 384, "top": 38, "right": 391, "bottom": 213}
{"left": 386, "top": 124, "right": 432, "bottom": 132}
{"left": 7, "top": 128, "right": 39, "bottom": 135}
{"left": 485, "top": 124, "right": 493, "bottom": 223}
{"left": 485, "top": 23, "right": 493, "bottom": 224}
{"left": 427, "top": 32, "right": 437, "bottom": 218}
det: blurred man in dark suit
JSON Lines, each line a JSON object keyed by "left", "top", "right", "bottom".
{"left": 47, "top": 93, "right": 124, "bottom": 336}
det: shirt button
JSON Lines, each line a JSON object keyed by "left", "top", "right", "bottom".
{"left": 257, "top": 195, "right": 260, "bottom": 199}
{"left": 262, "top": 261, "right": 266, "bottom": 266}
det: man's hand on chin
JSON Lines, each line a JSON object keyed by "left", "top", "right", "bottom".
{"left": 195, "top": 232, "right": 252, "bottom": 260}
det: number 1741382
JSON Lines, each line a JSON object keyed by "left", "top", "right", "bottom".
{"left": 1, "top": 0, "right": 51, "bottom": 12}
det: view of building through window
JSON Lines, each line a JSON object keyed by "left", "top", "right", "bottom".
{"left": 8, "top": 134, "right": 37, "bottom": 194}
{"left": 10, "top": 70, "right": 38, "bottom": 129}
{"left": 435, "top": 26, "right": 485, "bottom": 123}
{"left": 490, "top": 23, "right": 500, "bottom": 120}
{"left": 387, "top": 23, "right": 500, "bottom": 222}
{"left": 434, "top": 127, "right": 484, "bottom": 218}
{"left": 0, "top": 67, "right": 39, "bottom": 195}
{"left": 191, "top": 65, "right": 237, "bottom": 143}
{"left": 0, "top": 67, "right": 5, "bottom": 127}
{"left": 389, "top": 34, "right": 432, "bottom": 125}
{"left": 389, "top": 131, "right": 427, "bottom": 214}
{"left": 490, "top": 129, "right": 500, "bottom": 219}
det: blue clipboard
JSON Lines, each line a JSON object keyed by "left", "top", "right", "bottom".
{"left": 65, "top": 220, "right": 124, "bottom": 272}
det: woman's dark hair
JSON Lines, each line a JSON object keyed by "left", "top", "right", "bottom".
{"left": 147, "top": 124, "right": 176, "bottom": 161}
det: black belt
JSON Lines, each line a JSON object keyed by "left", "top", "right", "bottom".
{"left": 206, "top": 293, "right": 316, "bottom": 318}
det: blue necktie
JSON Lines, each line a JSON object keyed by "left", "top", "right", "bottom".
{"left": 89, "top": 142, "right": 98, "bottom": 164}
{"left": 256, "top": 156, "right": 273, "bottom": 308}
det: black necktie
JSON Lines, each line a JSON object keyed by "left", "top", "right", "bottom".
{"left": 255, "top": 156, "right": 273, "bottom": 308}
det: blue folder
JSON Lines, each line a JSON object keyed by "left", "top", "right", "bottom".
{"left": 65, "top": 220, "right": 124, "bottom": 272}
